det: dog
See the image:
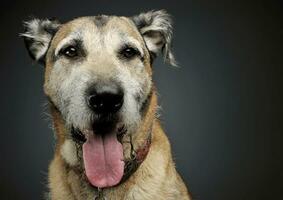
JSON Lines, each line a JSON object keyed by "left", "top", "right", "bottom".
{"left": 22, "top": 10, "right": 191, "bottom": 200}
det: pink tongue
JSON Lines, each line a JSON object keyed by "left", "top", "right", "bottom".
{"left": 82, "top": 132, "right": 124, "bottom": 188}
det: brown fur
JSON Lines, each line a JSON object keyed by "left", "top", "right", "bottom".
{"left": 48, "top": 91, "right": 191, "bottom": 199}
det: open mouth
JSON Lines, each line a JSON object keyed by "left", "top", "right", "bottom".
{"left": 71, "top": 119, "right": 127, "bottom": 188}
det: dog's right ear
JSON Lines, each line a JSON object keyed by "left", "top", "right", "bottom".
{"left": 21, "top": 18, "right": 61, "bottom": 65}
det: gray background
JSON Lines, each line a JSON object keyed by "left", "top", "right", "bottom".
{"left": 1, "top": 0, "right": 282, "bottom": 199}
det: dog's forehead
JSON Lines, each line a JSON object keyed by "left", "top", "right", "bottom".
{"left": 51, "top": 16, "right": 143, "bottom": 50}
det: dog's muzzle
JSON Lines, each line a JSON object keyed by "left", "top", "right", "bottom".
{"left": 86, "top": 83, "right": 124, "bottom": 133}
{"left": 68, "top": 83, "right": 127, "bottom": 188}
{"left": 66, "top": 82, "right": 152, "bottom": 190}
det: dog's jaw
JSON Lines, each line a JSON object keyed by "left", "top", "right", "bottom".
{"left": 54, "top": 90, "right": 156, "bottom": 189}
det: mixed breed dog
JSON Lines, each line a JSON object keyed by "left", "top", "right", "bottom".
{"left": 22, "top": 10, "right": 191, "bottom": 200}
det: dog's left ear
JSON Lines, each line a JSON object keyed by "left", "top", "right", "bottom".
{"left": 21, "top": 18, "right": 61, "bottom": 65}
{"left": 132, "top": 10, "right": 177, "bottom": 66}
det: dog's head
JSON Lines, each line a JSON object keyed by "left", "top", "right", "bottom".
{"left": 22, "top": 10, "right": 176, "bottom": 188}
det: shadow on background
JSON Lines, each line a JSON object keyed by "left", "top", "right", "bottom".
{"left": 0, "top": 0, "right": 282, "bottom": 199}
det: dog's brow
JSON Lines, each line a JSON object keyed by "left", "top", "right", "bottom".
{"left": 93, "top": 15, "right": 109, "bottom": 27}
{"left": 55, "top": 32, "right": 82, "bottom": 56}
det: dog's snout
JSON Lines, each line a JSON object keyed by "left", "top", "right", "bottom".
{"left": 87, "top": 87, "right": 124, "bottom": 114}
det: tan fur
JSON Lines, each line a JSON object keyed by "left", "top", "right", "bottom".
{"left": 48, "top": 91, "right": 191, "bottom": 199}
{"left": 23, "top": 13, "right": 191, "bottom": 199}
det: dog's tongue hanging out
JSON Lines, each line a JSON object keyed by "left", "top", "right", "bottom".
{"left": 82, "top": 131, "right": 124, "bottom": 188}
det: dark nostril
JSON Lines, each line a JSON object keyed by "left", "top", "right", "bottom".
{"left": 88, "top": 94, "right": 103, "bottom": 109}
{"left": 87, "top": 91, "right": 124, "bottom": 114}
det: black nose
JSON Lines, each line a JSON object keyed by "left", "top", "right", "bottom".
{"left": 87, "top": 90, "right": 124, "bottom": 114}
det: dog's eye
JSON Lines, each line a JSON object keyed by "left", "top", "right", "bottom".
{"left": 120, "top": 47, "right": 139, "bottom": 59}
{"left": 62, "top": 46, "right": 78, "bottom": 58}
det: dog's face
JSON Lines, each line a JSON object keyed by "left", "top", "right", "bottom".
{"left": 46, "top": 16, "right": 152, "bottom": 135}
{"left": 22, "top": 10, "right": 176, "bottom": 188}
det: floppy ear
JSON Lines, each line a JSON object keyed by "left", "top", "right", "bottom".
{"left": 21, "top": 18, "right": 61, "bottom": 64}
{"left": 131, "top": 10, "right": 177, "bottom": 66}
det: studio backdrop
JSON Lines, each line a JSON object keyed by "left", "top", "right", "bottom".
{"left": 0, "top": 0, "right": 282, "bottom": 200}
